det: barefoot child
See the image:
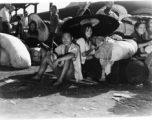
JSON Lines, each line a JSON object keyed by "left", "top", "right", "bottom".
{"left": 32, "top": 31, "right": 83, "bottom": 86}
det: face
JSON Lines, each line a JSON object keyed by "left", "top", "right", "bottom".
{"left": 105, "top": 1, "right": 114, "bottom": 9}
{"left": 30, "top": 23, "right": 36, "bottom": 31}
{"left": 85, "top": 27, "right": 92, "bottom": 39}
{"left": 51, "top": 6, "right": 57, "bottom": 13}
{"left": 136, "top": 24, "right": 146, "bottom": 35}
{"left": 62, "top": 33, "right": 72, "bottom": 46}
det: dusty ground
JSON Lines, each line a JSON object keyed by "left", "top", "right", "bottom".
{"left": 0, "top": 65, "right": 152, "bottom": 119}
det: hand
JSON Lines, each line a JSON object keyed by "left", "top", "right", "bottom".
{"left": 111, "top": 34, "right": 122, "bottom": 41}
{"left": 148, "top": 41, "right": 152, "bottom": 45}
{"left": 53, "top": 59, "right": 59, "bottom": 67}
{"left": 90, "top": 45, "right": 96, "bottom": 50}
{"left": 86, "top": 55, "right": 93, "bottom": 60}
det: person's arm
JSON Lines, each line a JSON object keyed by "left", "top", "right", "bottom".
{"left": 54, "top": 14, "right": 59, "bottom": 33}
{"left": 56, "top": 53, "right": 75, "bottom": 62}
{"left": 82, "top": 45, "right": 95, "bottom": 57}
{"left": 138, "top": 41, "right": 152, "bottom": 48}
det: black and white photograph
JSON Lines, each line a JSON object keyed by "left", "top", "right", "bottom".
{"left": 0, "top": 0, "right": 152, "bottom": 119}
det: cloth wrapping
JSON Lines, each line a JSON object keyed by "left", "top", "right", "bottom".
{"left": 0, "top": 33, "right": 31, "bottom": 68}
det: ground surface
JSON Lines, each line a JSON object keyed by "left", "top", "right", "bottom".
{"left": 0, "top": 65, "right": 152, "bottom": 119}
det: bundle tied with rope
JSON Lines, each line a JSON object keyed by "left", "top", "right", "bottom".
{"left": 95, "top": 36, "right": 138, "bottom": 75}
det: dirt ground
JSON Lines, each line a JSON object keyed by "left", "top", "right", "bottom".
{"left": 0, "top": 65, "right": 152, "bottom": 119}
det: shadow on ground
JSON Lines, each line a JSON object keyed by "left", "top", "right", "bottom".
{"left": 0, "top": 73, "right": 111, "bottom": 99}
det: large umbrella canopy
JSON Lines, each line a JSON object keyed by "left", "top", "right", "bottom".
{"left": 61, "top": 14, "right": 119, "bottom": 38}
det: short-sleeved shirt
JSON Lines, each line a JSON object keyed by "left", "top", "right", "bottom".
{"left": 0, "top": 7, "right": 10, "bottom": 22}
{"left": 96, "top": 9, "right": 118, "bottom": 20}
{"left": 50, "top": 13, "right": 59, "bottom": 33}
{"left": 76, "top": 38, "right": 95, "bottom": 64}
{"left": 55, "top": 43, "right": 83, "bottom": 81}
{"left": 131, "top": 31, "right": 144, "bottom": 44}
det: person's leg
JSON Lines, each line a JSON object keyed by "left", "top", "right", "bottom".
{"left": 32, "top": 55, "right": 55, "bottom": 80}
{"left": 53, "top": 59, "right": 74, "bottom": 86}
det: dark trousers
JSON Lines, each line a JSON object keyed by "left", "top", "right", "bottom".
{"left": 82, "top": 57, "right": 102, "bottom": 80}
{"left": 2, "top": 22, "right": 10, "bottom": 34}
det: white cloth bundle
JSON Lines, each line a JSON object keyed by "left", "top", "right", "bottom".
{"left": 0, "top": 33, "right": 31, "bottom": 68}
{"left": 95, "top": 38, "right": 137, "bottom": 75}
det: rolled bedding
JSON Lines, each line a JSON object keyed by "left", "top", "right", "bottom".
{"left": 0, "top": 33, "right": 31, "bottom": 68}
{"left": 95, "top": 38, "right": 138, "bottom": 62}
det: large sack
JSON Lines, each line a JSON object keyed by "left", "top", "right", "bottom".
{"left": 0, "top": 48, "right": 10, "bottom": 65}
{"left": 95, "top": 38, "right": 138, "bottom": 62}
{"left": 145, "top": 52, "right": 152, "bottom": 83}
{"left": 0, "top": 33, "right": 31, "bottom": 68}
{"left": 115, "top": 22, "right": 134, "bottom": 36}
{"left": 28, "top": 13, "right": 49, "bottom": 42}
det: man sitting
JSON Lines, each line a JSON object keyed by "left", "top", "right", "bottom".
{"left": 32, "top": 31, "right": 83, "bottom": 86}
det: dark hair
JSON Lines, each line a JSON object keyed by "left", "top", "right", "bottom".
{"left": 17, "top": 15, "right": 22, "bottom": 21}
{"left": 80, "top": 23, "right": 92, "bottom": 41}
{"left": 29, "top": 21, "right": 37, "bottom": 31}
{"left": 134, "top": 20, "right": 146, "bottom": 30}
{"left": 51, "top": 5, "right": 57, "bottom": 10}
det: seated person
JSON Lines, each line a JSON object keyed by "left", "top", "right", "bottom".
{"left": 32, "top": 31, "right": 83, "bottom": 86}
{"left": 131, "top": 20, "right": 152, "bottom": 57}
{"left": 24, "top": 20, "right": 39, "bottom": 48}
{"left": 77, "top": 24, "right": 102, "bottom": 83}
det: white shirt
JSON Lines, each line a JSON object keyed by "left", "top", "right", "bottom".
{"left": 21, "top": 16, "right": 28, "bottom": 27}
{"left": 55, "top": 43, "right": 83, "bottom": 81}
{"left": 0, "top": 7, "right": 10, "bottom": 22}
{"left": 76, "top": 38, "right": 95, "bottom": 64}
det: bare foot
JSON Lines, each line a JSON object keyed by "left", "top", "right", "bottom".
{"left": 52, "top": 80, "right": 63, "bottom": 86}
{"left": 31, "top": 75, "right": 41, "bottom": 81}
{"left": 99, "top": 77, "right": 106, "bottom": 82}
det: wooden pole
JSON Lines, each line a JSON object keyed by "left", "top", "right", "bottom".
{"left": 49, "top": 3, "right": 53, "bottom": 51}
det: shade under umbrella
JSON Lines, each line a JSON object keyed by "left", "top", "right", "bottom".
{"left": 61, "top": 14, "right": 119, "bottom": 38}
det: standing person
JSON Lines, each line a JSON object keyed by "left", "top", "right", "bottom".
{"left": 21, "top": 11, "right": 28, "bottom": 28}
{"left": 25, "top": 21, "right": 39, "bottom": 48}
{"left": 0, "top": 4, "right": 11, "bottom": 34}
{"left": 15, "top": 15, "right": 24, "bottom": 40}
{"left": 48, "top": 5, "right": 59, "bottom": 48}
{"left": 32, "top": 31, "right": 83, "bottom": 86}
{"left": 76, "top": 23, "right": 102, "bottom": 83}
{"left": 144, "top": 18, "right": 152, "bottom": 41}
{"left": 131, "top": 20, "right": 152, "bottom": 57}
{"left": 96, "top": 1, "right": 118, "bottom": 20}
